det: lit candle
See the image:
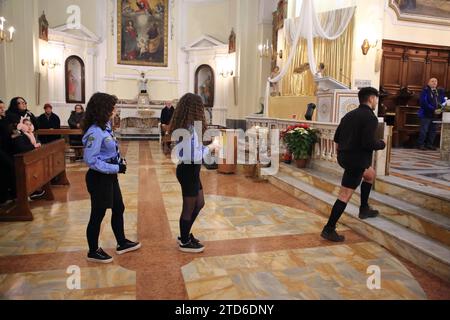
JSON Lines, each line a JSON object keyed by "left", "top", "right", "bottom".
{"left": 0, "top": 17, "right": 5, "bottom": 31}
{"left": 8, "top": 26, "right": 14, "bottom": 41}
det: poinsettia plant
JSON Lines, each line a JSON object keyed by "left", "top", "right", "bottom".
{"left": 281, "top": 124, "right": 319, "bottom": 160}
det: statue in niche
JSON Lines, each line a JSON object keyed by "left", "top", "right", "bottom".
{"left": 270, "top": 66, "right": 281, "bottom": 96}
{"left": 139, "top": 72, "right": 149, "bottom": 94}
{"left": 229, "top": 29, "right": 236, "bottom": 54}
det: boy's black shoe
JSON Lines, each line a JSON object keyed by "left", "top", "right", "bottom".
{"left": 359, "top": 206, "right": 379, "bottom": 220}
{"left": 425, "top": 145, "right": 437, "bottom": 151}
{"left": 87, "top": 248, "right": 113, "bottom": 264}
{"left": 177, "top": 233, "right": 201, "bottom": 245}
{"left": 116, "top": 239, "right": 141, "bottom": 255}
{"left": 179, "top": 240, "right": 205, "bottom": 253}
{"left": 321, "top": 228, "right": 345, "bottom": 242}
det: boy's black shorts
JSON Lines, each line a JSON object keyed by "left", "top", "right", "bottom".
{"left": 338, "top": 156, "right": 366, "bottom": 190}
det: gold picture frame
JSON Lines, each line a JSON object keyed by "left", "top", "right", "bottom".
{"left": 389, "top": 0, "right": 450, "bottom": 27}
{"left": 117, "top": 0, "right": 169, "bottom": 67}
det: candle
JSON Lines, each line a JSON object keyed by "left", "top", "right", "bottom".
{"left": 0, "top": 17, "right": 5, "bottom": 31}
{"left": 8, "top": 26, "right": 14, "bottom": 41}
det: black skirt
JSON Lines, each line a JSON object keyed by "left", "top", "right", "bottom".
{"left": 176, "top": 164, "right": 203, "bottom": 197}
{"left": 85, "top": 169, "right": 121, "bottom": 209}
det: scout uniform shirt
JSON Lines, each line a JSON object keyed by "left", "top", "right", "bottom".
{"left": 83, "top": 122, "right": 121, "bottom": 174}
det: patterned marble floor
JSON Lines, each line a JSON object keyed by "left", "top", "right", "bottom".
{"left": 182, "top": 242, "right": 426, "bottom": 300}
{"left": 390, "top": 148, "right": 450, "bottom": 190}
{"left": 0, "top": 141, "right": 448, "bottom": 300}
{"left": 0, "top": 266, "right": 136, "bottom": 300}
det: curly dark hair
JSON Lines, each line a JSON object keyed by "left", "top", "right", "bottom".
{"left": 169, "top": 93, "right": 207, "bottom": 135}
{"left": 82, "top": 92, "right": 118, "bottom": 132}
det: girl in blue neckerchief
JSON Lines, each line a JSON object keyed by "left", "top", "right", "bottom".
{"left": 82, "top": 92, "right": 141, "bottom": 263}
{"left": 169, "top": 93, "right": 218, "bottom": 253}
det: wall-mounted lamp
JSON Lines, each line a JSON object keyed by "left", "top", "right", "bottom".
{"left": 361, "top": 39, "right": 378, "bottom": 55}
{"left": 41, "top": 59, "right": 61, "bottom": 69}
{"left": 0, "top": 17, "right": 15, "bottom": 43}
{"left": 258, "top": 40, "right": 272, "bottom": 58}
{"left": 220, "top": 70, "right": 234, "bottom": 78}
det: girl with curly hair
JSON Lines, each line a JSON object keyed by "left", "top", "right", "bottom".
{"left": 169, "top": 93, "right": 218, "bottom": 253}
{"left": 82, "top": 92, "right": 141, "bottom": 263}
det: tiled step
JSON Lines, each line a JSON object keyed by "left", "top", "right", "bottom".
{"left": 268, "top": 171, "right": 450, "bottom": 282}
{"left": 310, "top": 159, "right": 450, "bottom": 217}
{"left": 279, "top": 163, "right": 450, "bottom": 247}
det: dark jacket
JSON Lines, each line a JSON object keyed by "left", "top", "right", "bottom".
{"left": 0, "top": 116, "right": 14, "bottom": 155}
{"left": 334, "top": 104, "right": 386, "bottom": 170}
{"left": 12, "top": 131, "right": 36, "bottom": 155}
{"left": 160, "top": 106, "right": 174, "bottom": 125}
{"left": 68, "top": 111, "right": 84, "bottom": 145}
{"left": 418, "top": 86, "right": 445, "bottom": 119}
{"left": 37, "top": 112, "right": 61, "bottom": 144}
{"left": 68, "top": 111, "right": 84, "bottom": 129}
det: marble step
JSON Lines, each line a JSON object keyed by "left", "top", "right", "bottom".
{"left": 268, "top": 172, "right": 450, "bottom": 282}
{"left": 310, "top": 159, "right": 450, "bottom": 217}
{"left": 279, "top": 163, "right": 450, "bottom": 247}
{"left": 375, "top": 175, "right": 450, "bottom": 217}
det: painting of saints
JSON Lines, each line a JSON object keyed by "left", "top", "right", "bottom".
{"left": 118, "top": 0, "right": 169, "bottom": 67}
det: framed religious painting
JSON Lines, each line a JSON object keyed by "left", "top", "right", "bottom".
{"left": 118, "top": 0, "right": 169, "bottom": 67}
{"left": 65, "top": 56, "right": 86, "bottom": 104}
{"left": 389, "top": 0, "right": 450, "bottom": 26}
{"left": 195, "top": 65, "right": 215, "bottom": 108}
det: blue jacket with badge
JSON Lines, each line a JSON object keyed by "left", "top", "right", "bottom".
{"left": 83, "top": 122, "right": 120, "bottom": 174}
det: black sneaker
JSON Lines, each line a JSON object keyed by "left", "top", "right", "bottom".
{"left": 425, "top": 145, "right": 437, "bottom": 151}
{"left": 177, "top": 233, "right": 201, "bottom": 245}
{"left": 418, "top": 145, "right": 427, "bottom": 151}
{"left": 179, "top": 240, "right": 205, "bottom": 253}
{"left": 87, "top": 248, "right": 113, "bottom": 264}
{"left": 29, "top": 189, "right": 46, "bottom": 200}
{"left": 116, "top": 239, "right": 141, "bottom": 255}
{"left": 321, "top": 228, "right": 345, "bottom": 242}
{"left": 359, "top": 206, "right": 379, "bottom": 220}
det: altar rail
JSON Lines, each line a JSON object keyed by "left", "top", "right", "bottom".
{"left": 246, "top": 116, "right": 392, "bottom": 176}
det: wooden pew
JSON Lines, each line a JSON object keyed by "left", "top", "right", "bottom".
{"left": 37, "top": 128, "right": 84, "bottom": 162}
{"left": 0, "top": 139, "right": 70, "bottom": 222}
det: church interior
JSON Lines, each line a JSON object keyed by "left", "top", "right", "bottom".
{"left": 0, "top": 0, "right": 449, "bottom": 302}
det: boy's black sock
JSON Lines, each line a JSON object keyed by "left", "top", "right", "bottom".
{"left": 360, "top": 182, "right": 372, "bottom": 208}
{"left": 324, "top": 200, "right": 347, "bottom": 232}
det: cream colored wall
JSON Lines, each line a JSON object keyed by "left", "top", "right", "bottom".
{"left": 37, "top": 0, "right": 98, "bottom": 32}
{"left": 0, "top": 0, "right": 40, "bottom": 115}
{"left": 185, "top": 1, "right": 230, "bottom": 45}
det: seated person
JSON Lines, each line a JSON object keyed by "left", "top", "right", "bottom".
{"left": 12, "top": 117, "right": 41, "bottom": 154}
{"left": 37, "top": 103, "right": 61, "bottom": 144}
{"left": 68, "top": 104, "right": 85, "bottom": 160}
{"left": 12, "top": 117, "right": 46, "bottom": 200}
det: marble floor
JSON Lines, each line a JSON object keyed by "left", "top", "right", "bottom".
{"left": 390, "top": 148, "right": 450, "bottom": 191}
{"left": 0, "top": 141, "right": 449, "bottom": 300}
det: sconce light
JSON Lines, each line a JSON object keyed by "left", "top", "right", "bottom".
{"left": 41, "top": 59, "right": 61, "bottom": 69}
{"left": 361, "top": 39, "right": 378, "bottom": 55}
{"left": 220, "top": 70, "right": 234, "bottom": 78}
{"left": 258, "top": 40, "right": 272, "bottom": 58}
{"left": 0, "top": 17, "right": 15, "bottom": 43}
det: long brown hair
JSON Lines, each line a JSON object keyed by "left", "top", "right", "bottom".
{"left": 169, "top": 93, "right": 207, "bottom": 134}
{"left": 82, "top": 92, "right": 118, "bottom": 132}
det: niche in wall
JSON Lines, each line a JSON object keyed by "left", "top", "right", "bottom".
{"left": 65, "top": 55, "right": 86, "bottom": 104}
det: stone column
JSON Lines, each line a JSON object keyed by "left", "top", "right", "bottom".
{"left": 440, "top": 113, "right": 450, "bottom": 162}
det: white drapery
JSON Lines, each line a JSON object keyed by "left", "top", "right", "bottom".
{"left": 265, "top": 0, "right": 355, "bottom": 116}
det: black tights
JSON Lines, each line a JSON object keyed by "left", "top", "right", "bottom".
{"left": 179, "top": 190, "right": 205, "bottom": 243}
{"left": 86, "top": 202, "right": 126, "bottom": 253}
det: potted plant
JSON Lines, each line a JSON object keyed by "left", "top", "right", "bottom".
{"left": 281, "top": 124, "right": 319, "bottom": 168}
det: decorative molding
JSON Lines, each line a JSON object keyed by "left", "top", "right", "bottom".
{"left": 51, "top": 24, "right": 101, "bottom": 43}
{"left": 183, "top": 35, "right": 227, "bottom": 51}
